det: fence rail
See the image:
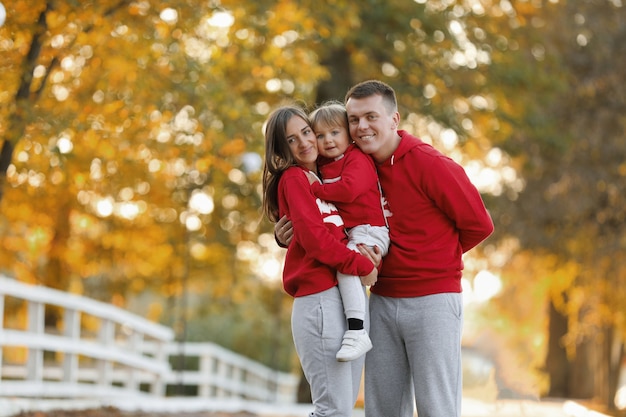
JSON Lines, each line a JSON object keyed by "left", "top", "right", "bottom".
{"left": 0, "top": 275, "right": 298, "bottom": 404}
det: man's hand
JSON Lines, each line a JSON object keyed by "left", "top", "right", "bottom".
{"left": 357, "top": 244, "right": 381, "bottom": 286}
{"left": 274, "top": 215, "right": 293, "bottom": 247}
{"left": 360, "top": 267, "right": 378, "bottom": 287}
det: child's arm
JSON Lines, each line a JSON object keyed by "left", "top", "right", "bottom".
{"left": 305, "top": 170, "right": 322, "bottom": 185}
{"left": 310, "top": 153, "right": 376, "bottom": 203}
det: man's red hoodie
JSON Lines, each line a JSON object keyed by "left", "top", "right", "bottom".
{"left": 372, "top": 131, "right": 494, "bottom": 297}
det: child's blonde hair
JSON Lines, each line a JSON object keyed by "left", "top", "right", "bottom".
{"left": 309, "top": 101, "right": 349, "bottom": 131}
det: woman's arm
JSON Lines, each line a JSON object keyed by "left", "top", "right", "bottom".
{"left": 281, "top": 171, "right": 376, "bottom": 277}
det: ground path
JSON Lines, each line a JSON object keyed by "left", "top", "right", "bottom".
{"left": 5, "top": 398, "right": 613, "bottom": 417}
{"left": 12, "top": 411, "right": 255, "bottom": 417}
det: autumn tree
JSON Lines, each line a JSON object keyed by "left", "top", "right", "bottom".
{"left": 479, "top": 0, "right": 626, "bottom": 412}
{"left": 0, "top": 0, "right": 326, "bottom": 370}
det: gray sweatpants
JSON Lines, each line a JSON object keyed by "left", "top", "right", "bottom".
{"left": 364, "top": 292, "right": 463, "bottom": 417}
{"left": 292, "top": 286, "right": 368, "bottom": 417}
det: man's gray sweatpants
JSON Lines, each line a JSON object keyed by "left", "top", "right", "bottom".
{"left": 292, "top": 286, "right": 368, "bottom": 417}
{"left": 364, "top": 292, "right": 463, "bottom": 417}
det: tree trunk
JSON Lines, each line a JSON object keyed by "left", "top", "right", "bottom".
{"left": 314, "top": 47, "right": 354, "bottom": 105}
{"left": 569, "top": 332, "right": 596, "bottom": 399}
{"left": 0, "top": 5, "right": 49, "bottom": 203}
{"left": 608, "top": 331, "right": 624, "bottom": 413}
{"left": 546, "top": 298, "right": 570, "bottom": 398}
{"left": 0, "top": 140, "right": 14, "bottom": 200}
{"left": 547, "top": 297, "right": 624, "bottom": 412}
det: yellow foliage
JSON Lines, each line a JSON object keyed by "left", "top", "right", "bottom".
{"left": 45, "top": 10, "right": 67, "bottom": 29}
{"left": 13, "top": 263, "right": 38, "bottom": 285}
{"left": 154, "top": 21, "right": 171, "bottom": 40}
{"left": 130, "top": 278, "right": 146, "bottom": 292}
{"left": 111, "top": 293, "right": 125, "bottom": 308}
{"left": 128, "top": 3, "right": 143, "bottom": 16}
{"left": 81, "top": 314, "right": 100, "bottom": 334}
{"left": 251, "top": 65, "right": 275, "bottom": 79}
{"left": 219, "top": 138, "right": 246, "bottom": 157}
{"left": 3, "top": 347, "right": 28, "bottom": 364}
{"left": 190, "top": 242, "right": 210, "bottom": 261}
{"left": 213, "top": 158, "right": 233, "bottom": 174}
{"left": 147, "top": 302, "right": 163, "bottom": 323}
{"left": 103, "top": 100, "right": 125, "bottom": 115}
{"left": 4, "top": 302, "right": 28, "bottom": 330}
{"left": 195, "top": 156, "right": 213, "bottom": 172}
{"left": 74, "top": 173, "right": 87, "bottom": 188}
{"left": 230, "top": 285, "right": 248, "bottom": 305}
{"left": 68, "top": 278, "right": 84, "bottom": 295}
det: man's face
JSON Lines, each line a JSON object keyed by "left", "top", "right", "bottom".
{"left": 346, "top": 94, "right": 399, "bottom": 163}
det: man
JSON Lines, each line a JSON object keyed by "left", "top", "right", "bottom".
{"left": 276, "top": 80, "right": 493, "bottom": 417}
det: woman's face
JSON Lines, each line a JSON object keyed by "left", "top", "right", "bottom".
{"left": 285, "top": 115, "right": 318, "bottom": 171}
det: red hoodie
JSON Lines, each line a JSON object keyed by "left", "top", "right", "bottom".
{"left": 372, "top": 131, "right": 494, "bottom": 298}
{"left": 311, "top": 144, "right": 387, "bottom": 228}
{"left": 278, "top": 165, "right": 375, "bottom": 297}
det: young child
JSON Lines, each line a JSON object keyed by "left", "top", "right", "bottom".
{"left": 306, "top": 101, "right": 390, "bottom": 362}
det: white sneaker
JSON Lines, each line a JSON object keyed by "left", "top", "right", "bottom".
{"left": 336, "top": 329, "right": 372, "bottom": 362}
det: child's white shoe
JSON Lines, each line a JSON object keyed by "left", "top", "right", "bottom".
{"left": 336, "top": 329, "right": 372, "bottom": 362}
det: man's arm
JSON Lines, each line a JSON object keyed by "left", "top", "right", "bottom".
{"left": 274, "top": 215, "right": 293, "bottom": 247}
{"left": 425, "top": 155, "right": 494, "bottom": 252}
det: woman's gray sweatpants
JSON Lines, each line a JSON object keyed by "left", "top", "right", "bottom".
{"left": 292, "top": 286, "right": 368, "bottom": 417}
{"left": 364, "top": 292, "right": 463, "bottom": 417}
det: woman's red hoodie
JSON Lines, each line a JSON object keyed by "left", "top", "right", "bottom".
{"left": 278, "top": 165, "right": 375, "bottom": 297}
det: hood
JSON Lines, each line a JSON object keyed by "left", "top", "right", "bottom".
{"left": 378, "top": 130, "right": 422, "bottom": 167}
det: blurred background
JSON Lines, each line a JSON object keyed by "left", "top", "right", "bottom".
{"left": 0, "top": 0, "right": 624, "bottom": 415}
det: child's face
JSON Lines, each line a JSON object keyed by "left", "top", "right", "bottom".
{"left": 313, "top": 123, "right": 351, "bottom": 159}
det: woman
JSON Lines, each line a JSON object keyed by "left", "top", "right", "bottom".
{"left": 261, "top": 105, "right": 378, "bottom": 417}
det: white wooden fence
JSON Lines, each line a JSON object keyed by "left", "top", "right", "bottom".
{"left": 0, "top": 275, "right": 298, "bottom": 404}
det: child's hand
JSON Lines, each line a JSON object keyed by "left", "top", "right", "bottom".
{"left": 305, "top": 170, "right": 321, "bottom": 185}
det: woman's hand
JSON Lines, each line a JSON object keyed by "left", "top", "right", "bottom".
{"left": 360, "top": 266, "right": 378, "bottom": 287}
{"left": 274, "top": 215, "right": 293, "bottom": 247}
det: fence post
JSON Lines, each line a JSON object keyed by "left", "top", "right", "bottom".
{"left": 233, "top": 366, "right": 245, "bottom": 399}
{"left": 97, "top": 318, "right": 114, "bottom": 389}
{"left": 125, "top": 328, "right": 142, "bottom": 393}
{"left": 151, "top": 339, "right": 167, "bottom": 396}
{"left": 26, "top": 300, "right": 44, "bottom": 382}
{"left": 62, "top": 308, "right": 80, "bottom": 384}
{"left": 216, "top": 358, "right": 227, "bottom": 398}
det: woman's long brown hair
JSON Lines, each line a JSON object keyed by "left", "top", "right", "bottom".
{"left": 261, "top": 105, "right": 310, "bottom": 222}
